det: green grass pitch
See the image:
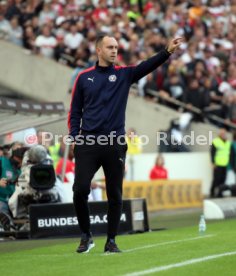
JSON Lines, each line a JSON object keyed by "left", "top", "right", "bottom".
{"left": 1, "top": 218, "right": 236, "bottom": 276}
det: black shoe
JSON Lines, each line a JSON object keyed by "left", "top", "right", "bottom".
{"left": 76, "top": 234, "right": 95, "bottom": 253}
{"left": 0, "top": 212, "right": 16, "bottom": 231}
{"left": 104, "top": 239, "right": 122, "bottom": 253}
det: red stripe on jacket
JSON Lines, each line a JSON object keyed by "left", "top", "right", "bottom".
{"left": 68, "top": 66, "right": 95, "bottom": 133}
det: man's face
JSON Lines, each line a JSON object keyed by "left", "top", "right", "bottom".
{"left": 13, "top": 156, "right": 22, "bottom": 169}
{"left": 219, "top": 129, "right": 227, "bottom": 140}
{"left": 97, "top": 36, "right": 118, "bottom": 65}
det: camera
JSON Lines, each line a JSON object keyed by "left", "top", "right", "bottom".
{"left": 29, "top": 163, "right": 56, "bottom": 190}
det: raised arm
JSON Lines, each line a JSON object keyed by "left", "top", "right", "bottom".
{"left": 131, "top": 37, "right": 183, "bottom": 83}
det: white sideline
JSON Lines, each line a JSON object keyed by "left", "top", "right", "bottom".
{"left": 124, "top": 234, "right": 215, "bottom": 253}
{"left": 123, "top": 250, "right": 236, "bottom": 276}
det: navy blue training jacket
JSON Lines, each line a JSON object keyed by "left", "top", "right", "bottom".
{"left": 68, "top": 49, "right": 171, "bottom": 138}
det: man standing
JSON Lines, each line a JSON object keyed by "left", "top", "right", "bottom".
{"left": 210, "top": 128, "right": 232, "bottom": 198}
{"left": 68, "top": 33, "right": 182, "bottom": 253}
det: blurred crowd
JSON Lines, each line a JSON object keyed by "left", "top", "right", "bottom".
{"left": 0, "top": 0, "right": 236, "bottom": 124}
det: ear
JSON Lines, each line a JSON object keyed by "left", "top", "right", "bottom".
{"left": 96, "top": 46, "right": 101, "bottom": 56}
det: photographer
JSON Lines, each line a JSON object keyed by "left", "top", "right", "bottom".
{"left": 8, "top": 145, "right": 67, "bottom": 219}
{"left": 0, "top": 144, "right": 27, "bottom": 230}
{"left": 0, "top": 144, "right": 26, "bottom": 213}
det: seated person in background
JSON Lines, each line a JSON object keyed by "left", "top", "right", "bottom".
{"left": 8, "top": 145, "right": 67, "bottom": 219}
{"left": 149, "top": 154, "right": 168, "bottom": 180}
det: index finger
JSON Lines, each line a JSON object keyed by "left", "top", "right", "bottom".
{"left": 173, "top": 37, "right": 183, "bottom": 43}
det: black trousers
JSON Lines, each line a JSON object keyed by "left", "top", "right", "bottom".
{"left": 210, "top": 166, "right": 227, "bottom": 198}
{"left": 73, "top": 137, "right": 127, "bottom": 239}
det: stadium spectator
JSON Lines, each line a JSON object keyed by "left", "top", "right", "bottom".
{"left": 7, "top": 16, "right": 23, "bottom": 46}
{"left": 38, "top": 1, "right": 56, "bottom": 26}
{"left": 126, "top": 128, "right": 143, "bottom": 155}
{"left": 0, "top": 11, "right": 10, "bottom": 39}
{"left": 210, "top": 128, "right": 233, "bottom": 198}
{"left": 35, "top": 25, "right": 57, "bottom": 58}
{"left": 48, "top": 141, "right": 61, "bottom": 169}
{"left": 68, "top": 59, "right": 88, "bottom": 93}
{"left": 23, "top": 25, "right": 36, "bottom": 51}
{"left": 5, "top": 0, "right": 23, "bottom": 21}
{"left": 55, "top": 143, "right": 75, "bottom": 183}
{"left": 183, "top": 78, "right": 210, "bottom": 121}
{"left": 149, "top": 154, "right": 168, "bottom": 180}
{"left": 0, "top": 0, "right": 236, "bottom": 127}
{"left": 160, "top": 67, "right": 185, "bottom": 109}
{"left": 126, "top": 127, "right": 143, "bottom": 181}
{"left": 64, "top": 23, "right": 84, "bottom": 53}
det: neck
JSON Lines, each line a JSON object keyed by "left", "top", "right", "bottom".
{"left": 98, "top": 60, "right": 113, "bottom": 67}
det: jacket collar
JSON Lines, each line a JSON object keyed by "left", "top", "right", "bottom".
{"left": 95, "top": 61, "right": 114, "bottom": 72}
